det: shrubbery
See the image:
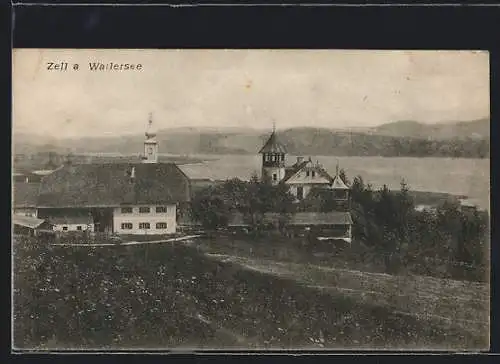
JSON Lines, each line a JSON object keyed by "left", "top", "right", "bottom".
{"left": 190, "top": 175, "right": 295, "bottom": 231}
{"left": 13, "top": 237, "right": 487, "bottom": 349}
{"left": 347, "top": 175, "right": 489, "bottom": 282}
{"left": 190, "top": 170, "right": 489, "bottom": 282}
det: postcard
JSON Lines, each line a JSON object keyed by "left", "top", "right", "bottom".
{"left": 12, "top": 49, "right": 490, "bottom": 352}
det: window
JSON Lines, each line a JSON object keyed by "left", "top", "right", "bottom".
{"left": 139, "top": 207, "right": 151, "bottom": 213}
{"left": 121, "top": 207, "right": 133, "bottom": 214}
{"left": 306, "top": 171, "right": 310, "bottom": 177}
{"left": 76, "top": 226, "right": 82, "bottom": 231}
{"left": 272, "top": 173, "right": 277, "bottom": 181}
{"left": 62, "top": 226, "right": 68, "bottom": 231}
{"left": 334, "top": 190, "right": 348, "bottom": 200}
{"left": 312, "top": 171, "right": 316, "bottom": 178}
{"left": 121, "top": 223, "right": 133, "bottom": 230}
{"left": 297, "top": 186, "right": 304, "bottom": 200}
{"left": 156, "top": 222, "right": 168, "bottom": 229}
{"left": 156, "top": 206, "right": 167, "bottom": 213}
{"left": 139, "top": 222, "right": 150, "bottom": 229}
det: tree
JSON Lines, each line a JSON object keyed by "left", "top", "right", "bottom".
{"left": 394, "top": 179, "right": 415, "bottom": 256}
{"left": 339, "top": 168, "right": 349, "bottom": 186}
{"left": 190, "top": 186, "right": 230, "bottom": 230}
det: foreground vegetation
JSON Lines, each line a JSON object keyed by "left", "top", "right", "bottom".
{"left": 13, "top": 238, "right": 488, "bottom": 350}
{"left": 190, "top": 171, "right": 489, "bottom": 283}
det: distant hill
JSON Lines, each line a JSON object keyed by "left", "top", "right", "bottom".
{"left": 13, "top": 120, "right": 490, "bottom": 159}
{"left": 368, "top": 118, "right": 490, "bottom": 140}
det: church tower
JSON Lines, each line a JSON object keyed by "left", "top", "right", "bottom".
{"left": 259, "top": 124, "right": 287, "bottom": 185}
{"left": 142, "top": 112, "right": 158, "bottom": 163}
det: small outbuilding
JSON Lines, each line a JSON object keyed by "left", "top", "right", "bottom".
{"left": 13, "top": 215, "right": 52, "bottom": 236}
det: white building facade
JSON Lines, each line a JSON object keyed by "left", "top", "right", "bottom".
{"left": 113, "top": 204, "right": 177, "bottom": 235}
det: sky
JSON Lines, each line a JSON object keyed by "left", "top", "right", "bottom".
{"left": 12, "top": 49, "right": 489, "bottom": 138}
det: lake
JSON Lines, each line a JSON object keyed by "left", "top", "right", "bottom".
{"left": 176, "top": 154, "right": 490, "bottom": 211}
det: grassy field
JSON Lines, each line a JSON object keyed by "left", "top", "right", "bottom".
{"left": 13, "top": 235, "right": 489, "bottom": 351}
{"left": 196, "top": 236, "right": 489, "bottom": 335}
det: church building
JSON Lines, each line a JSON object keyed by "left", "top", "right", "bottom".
{"left": 35, "top": 114, "right": 191, "bottom": 235}
{"left": 259, "top": 127, "right": 349, "bottom": 201}
{"left": 258, "top": 127, "right": 352, "bottom": 242}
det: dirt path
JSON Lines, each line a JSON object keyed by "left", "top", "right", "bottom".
{"left": 50, "top": 235, "right": 202, "bottom": 247}
{"left": 203, "top": 253, "right": 489, "bottom": 336}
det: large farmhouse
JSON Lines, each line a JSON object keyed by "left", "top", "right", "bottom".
{"left": 14, "top": 117, "right": 191, "bottom": 236}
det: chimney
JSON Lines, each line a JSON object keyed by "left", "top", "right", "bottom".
{"left": 296, "top": 156, "right": 304, "bottom": 164}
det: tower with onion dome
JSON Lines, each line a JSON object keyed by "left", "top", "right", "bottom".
{"left": 142, "top": 112, "right": 158, "bottom": 164}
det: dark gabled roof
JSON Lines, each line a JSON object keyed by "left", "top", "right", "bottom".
{"left": 282, "top": 160, "right": 335, "bottom": 184}
{"left": 13, "top": 215, "right": 46, "bottom": 229}
{"left": 227, "top": 211, "right": 352, "bottom": 227}
{"left": 258, "top": 131, "right": 287, "bottom": 154}
{"left": 288, "top": 212, "right": 352, "bottom": 226}
{"left": 317, "top": 168, "right": 335, "bottom": 184}
{"left": 283, "top": 161, "right": 308, "bottom": 182}
{"left": 13, "top": 182, "right": 40, "bottom": 208}
{"left": 48, "top": 215, "right": 93, "bottom": 225}
{"left": 37, "top": 163, "right": 191, "bottom": 208}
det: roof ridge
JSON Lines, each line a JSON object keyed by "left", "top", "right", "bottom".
{"left": 258, "top": 131, "right": 287, "bottom": 154}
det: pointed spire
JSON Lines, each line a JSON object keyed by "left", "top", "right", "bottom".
{"left": 258, "top": 125, "right": 287, "bottom": 154}
{"left": 336, "top": 160, "right": 339, "bottom": 177}
{"left": 145, "top": 112, "right": 156, "bottom": 139}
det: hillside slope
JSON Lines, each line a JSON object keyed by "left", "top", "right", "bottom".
{"left": 370, "top": 118, "right": 489, "bottom": 140}
{"left": 13, "top": 119, "right": 490, "bottom": 158}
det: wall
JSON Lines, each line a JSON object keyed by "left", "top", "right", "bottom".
{"left": 53, "top": 223, "right": 94, "bottom": 232}
{"left": 113, "top": 204, "right": 176, "bottom": 235}
{"left": 288, "top": 184, "right": 313, "bottom": 200}
{"left": 262, "top": 166, "right": 286, "bottom": 185}
{"left": 285, "top": 164, "right": 331, "bottom": 199}
{"left": 14, "top": 208, "right": 38, "bottom": 218}
{"left": 143, "top": 140, "right": 158, "bottom": 163}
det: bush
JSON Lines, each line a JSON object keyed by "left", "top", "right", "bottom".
{"left": 13, "top": 237, "right": 487, "bottom": 349}
{"left": 347, "top": 173, "right": 489, "bottom": 282}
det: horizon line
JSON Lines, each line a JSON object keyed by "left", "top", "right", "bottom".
{"left": 12, "top": 116, "right": 490, "bottom": 139}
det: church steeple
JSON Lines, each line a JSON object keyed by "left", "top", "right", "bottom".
{"left": 142, "top": 112, "right": 158, "bottom": 163}
{"left": 259, "top": 123, "right": 287, "bottom": 185}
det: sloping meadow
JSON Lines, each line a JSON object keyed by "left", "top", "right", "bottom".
{"left": 13, "top": 237, "right": 488, "bottom": 351}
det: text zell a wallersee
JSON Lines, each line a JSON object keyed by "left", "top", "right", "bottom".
{"left": 46, "top": 62, "right": 143, "bottom": 71}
